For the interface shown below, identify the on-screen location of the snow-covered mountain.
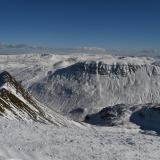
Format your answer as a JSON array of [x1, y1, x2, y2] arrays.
[[1, 53, 160, 122], [28, 55, 160, 120], [0, 54, 160, 160], [0, 71, 79, 126]]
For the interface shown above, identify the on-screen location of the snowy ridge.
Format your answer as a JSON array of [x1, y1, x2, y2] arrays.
[[0, 71, 81, 127]]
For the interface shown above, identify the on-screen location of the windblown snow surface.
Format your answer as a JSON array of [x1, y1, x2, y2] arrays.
[[0, 119, 160, 160], [0, 54, 160, 159]]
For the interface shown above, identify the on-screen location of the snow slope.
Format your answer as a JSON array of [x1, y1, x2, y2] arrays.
[[0, 71, 80, 127], [0, 119, 159, 160]]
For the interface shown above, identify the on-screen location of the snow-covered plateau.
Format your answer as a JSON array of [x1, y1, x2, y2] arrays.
[[0, 53, 160, 160]]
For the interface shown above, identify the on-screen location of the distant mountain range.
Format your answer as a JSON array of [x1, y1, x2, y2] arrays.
[[0, 42, 160, 56]]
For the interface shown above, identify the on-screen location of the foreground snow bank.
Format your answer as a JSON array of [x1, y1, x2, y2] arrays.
[[0, 119, 159, 160]]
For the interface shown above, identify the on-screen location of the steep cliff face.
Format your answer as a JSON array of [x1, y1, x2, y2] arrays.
[[29, 56, 160, 118]]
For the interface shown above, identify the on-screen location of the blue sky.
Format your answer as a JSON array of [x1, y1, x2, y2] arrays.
[[0, 0, 160, 49]]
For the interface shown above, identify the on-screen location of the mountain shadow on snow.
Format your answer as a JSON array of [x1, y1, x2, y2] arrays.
[[84, 104, 130, 126], [130, 104, 160, 133], [85, 103, 160, 133]]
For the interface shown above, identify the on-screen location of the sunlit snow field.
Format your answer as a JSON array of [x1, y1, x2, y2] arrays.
[[0, 119, 159, 160], [0, 53, 160, 160]]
